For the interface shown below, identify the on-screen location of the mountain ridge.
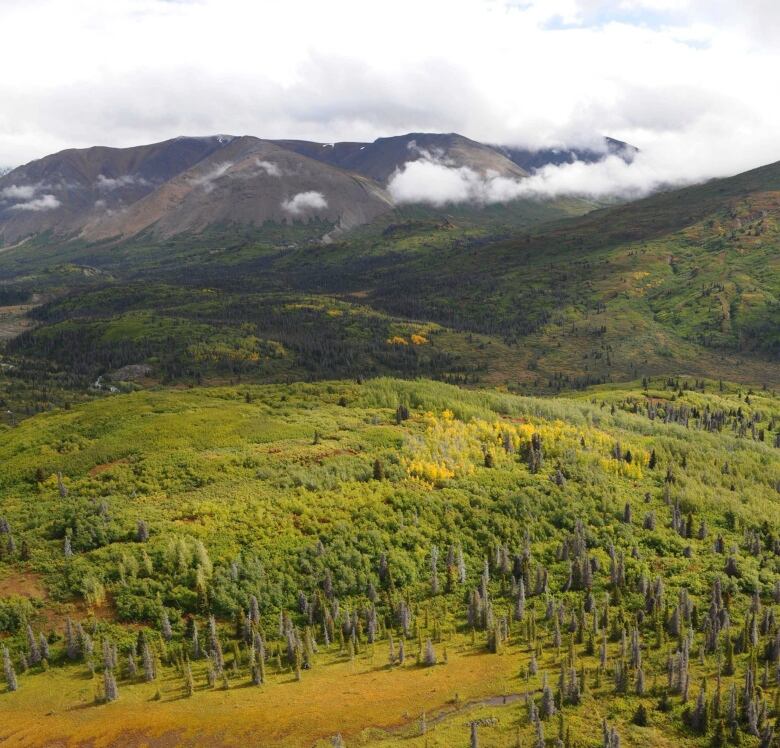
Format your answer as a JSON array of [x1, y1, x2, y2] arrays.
[[0, 132, 630, 245]]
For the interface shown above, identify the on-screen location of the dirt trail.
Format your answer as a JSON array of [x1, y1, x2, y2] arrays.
[[380, 690, 527, 738]]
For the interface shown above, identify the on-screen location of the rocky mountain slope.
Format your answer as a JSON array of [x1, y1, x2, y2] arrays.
[[0, 132, 628, 245]]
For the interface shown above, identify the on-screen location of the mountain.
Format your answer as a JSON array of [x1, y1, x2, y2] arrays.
[[272, 132, 529, 184], [81, 136, 394, 241], [276, 133, 636, 182], [0, 134, 397, 245], [0, 136, 232, 244], [0, 132, 631, 246]]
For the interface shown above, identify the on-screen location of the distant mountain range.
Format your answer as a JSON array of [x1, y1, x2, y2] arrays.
[[0, 133, 634, 245]]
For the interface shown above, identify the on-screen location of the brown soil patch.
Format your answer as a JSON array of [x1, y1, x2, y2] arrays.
[[0, 570, 47, 599], [0, 571, 123, 629], [88, 459, 130, 477]]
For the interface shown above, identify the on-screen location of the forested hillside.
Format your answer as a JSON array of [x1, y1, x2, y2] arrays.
[[0, 157, 777, 422], [0, 377, 779, 746]]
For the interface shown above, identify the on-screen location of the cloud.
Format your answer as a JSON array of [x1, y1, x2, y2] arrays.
[[9, 193, 60, 211], [190, 161, 232, 192], [389, 160, 498, 205], [255, 160, 282, 177], [96, 173, 149, 190], [389, 139, 539, 205], [0, 180, 70, 212], [281, 191, 328, 215], [389, 155, 553, 206], [388, 146, 696, 204], [406, 139, 449, 163], [0, 184, 37, 200], [512, 153, 670, 200]]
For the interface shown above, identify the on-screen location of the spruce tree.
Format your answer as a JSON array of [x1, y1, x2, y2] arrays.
[[633, 703, 648, 726], [712, 719, 726, 748], [161, 610, 173, 641], [103, 668, 118, 702], [3, 646, 17, 692], [65, 618, 79, 660], [142, 642, 156, 682], [423, 638, 436, 666], [126, 651, 138, 679], [136, 519, 149, 542], [192, 620, 201, 659], [533, 712, 545, 748], [38, 633, 49, 662], [26, 624, 40, 665], [184, 660, 194, 697], [540, 673, 556, 719], [430, 545, 439, 596]]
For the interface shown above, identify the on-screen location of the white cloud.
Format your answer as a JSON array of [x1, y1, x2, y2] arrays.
[[389, 161, 491, 205], [1, 184, 37, 200], [9, 193, 60, 211], [281, 191, 328, 215], [513, 153, 670, 200], [190, 161, 232, 192], [389, 155, 545, 205], [388, 146, 700, 204], [255, 159, 282, 177], [96, 173, 149, 190]]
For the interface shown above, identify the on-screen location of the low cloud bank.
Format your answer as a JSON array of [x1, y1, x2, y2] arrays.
[[388, 159, 525, 205], [282, 191, 328, 215], [510, 153, 676, 201], [387, 148, 691, 206]]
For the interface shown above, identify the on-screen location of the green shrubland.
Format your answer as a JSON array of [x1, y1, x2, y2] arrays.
[[0, 377, 778, 745]]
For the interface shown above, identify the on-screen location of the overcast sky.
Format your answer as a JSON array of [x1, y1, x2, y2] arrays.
[[1, 0, 779, 196]]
